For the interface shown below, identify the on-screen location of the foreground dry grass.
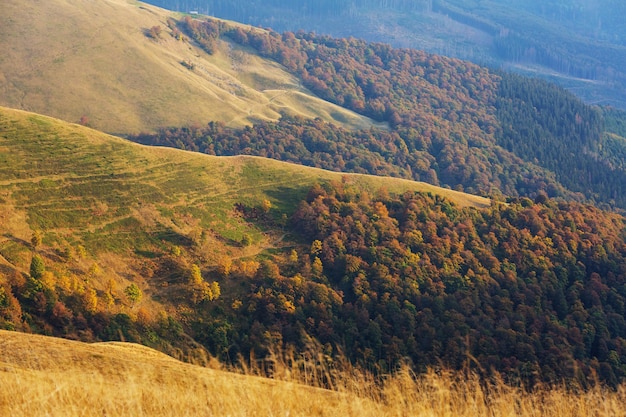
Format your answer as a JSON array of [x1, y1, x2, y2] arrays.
[[1, 330, 625, 416]]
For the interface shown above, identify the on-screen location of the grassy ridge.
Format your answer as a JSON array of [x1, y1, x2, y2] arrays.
[[0, 0, 377, 133], [2, 329, 625, 416]]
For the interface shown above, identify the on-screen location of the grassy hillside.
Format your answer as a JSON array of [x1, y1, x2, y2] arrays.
[[0, 104, 486, 268], [2, 329, 626, 417], [0, 105, 487, 235], [0, 105, 487, 332], [0, 0, 377, 133]]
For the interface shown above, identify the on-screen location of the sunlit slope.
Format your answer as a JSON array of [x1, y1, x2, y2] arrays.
[[0, 0, 376, 133], [0, 329, 360, 417], [2, 329, 625, 417], [0, 106, 489, 268]]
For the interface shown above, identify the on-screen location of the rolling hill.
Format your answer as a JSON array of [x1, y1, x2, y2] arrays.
[[0, 104, 485, 271], [0, 103, 483, 287], [0, 104, 486, 242], [0, 0, 378, 133], [0, 105, 489, 349]]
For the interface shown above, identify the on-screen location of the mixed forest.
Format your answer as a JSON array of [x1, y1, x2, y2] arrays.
[[3, 178, 626, 386]]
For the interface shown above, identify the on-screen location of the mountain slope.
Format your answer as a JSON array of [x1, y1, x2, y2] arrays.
[[0, 105, 488, 324], [0, 105, 485, 270], [0, 0, 377, 133], [130, 23, 626, 209], [0, 104, 486, 217]]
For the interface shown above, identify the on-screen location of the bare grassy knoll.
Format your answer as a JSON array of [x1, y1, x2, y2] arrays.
[[1, 329, 625, 417], [0, 0, 376, 133]]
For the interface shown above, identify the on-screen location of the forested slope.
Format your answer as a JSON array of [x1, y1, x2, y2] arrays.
[[285, 183, 626, 385]]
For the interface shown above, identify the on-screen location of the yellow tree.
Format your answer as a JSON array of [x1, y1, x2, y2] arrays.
[[190, 264, 203, 286], [261, 199, 272, 213]]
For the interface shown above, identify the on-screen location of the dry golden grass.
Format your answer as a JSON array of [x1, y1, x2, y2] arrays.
[[0, 0, 378, 133], [1, 330, 625, 417]]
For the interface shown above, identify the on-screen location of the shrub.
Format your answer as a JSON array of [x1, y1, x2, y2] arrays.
[[124, 284, 142, 305]]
